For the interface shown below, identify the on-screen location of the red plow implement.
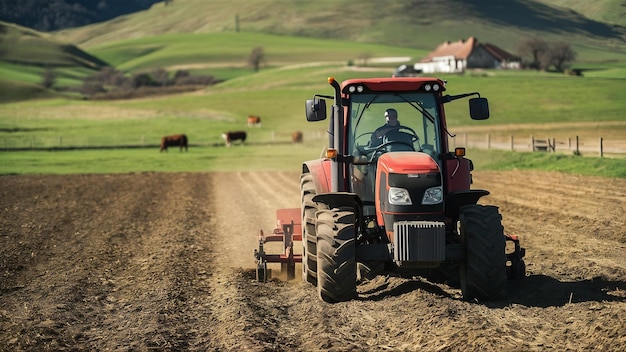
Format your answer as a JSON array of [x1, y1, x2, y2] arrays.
[[254, 208, 302, 281]]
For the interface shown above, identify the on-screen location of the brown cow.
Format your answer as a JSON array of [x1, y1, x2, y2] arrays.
[[247, 115, 261, 127], [222, 131, 246, 147], [292, 131, 303, 143], [160, 134, 188, 152]]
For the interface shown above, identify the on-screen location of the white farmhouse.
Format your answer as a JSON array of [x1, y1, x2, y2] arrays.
[[399, 37, 520, 75]]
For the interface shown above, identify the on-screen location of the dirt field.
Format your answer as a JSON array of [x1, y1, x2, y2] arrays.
[[1, 170, 625, 351]]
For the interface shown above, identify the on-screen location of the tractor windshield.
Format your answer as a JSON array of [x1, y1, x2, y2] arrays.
[[349, 93, 441, 160]]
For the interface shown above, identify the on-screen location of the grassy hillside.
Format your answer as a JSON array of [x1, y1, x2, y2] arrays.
[[0, 22, 109, 102], [2, 0, 625, 103], [0, 22, 107, 68], [537, 0, 626, 26], [90, 32, 425, 72], [1, 62, 624, 147], [52, 0, 626, 61]]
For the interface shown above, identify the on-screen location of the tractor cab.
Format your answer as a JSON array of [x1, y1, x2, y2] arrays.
[[348, 90, 443, 203]]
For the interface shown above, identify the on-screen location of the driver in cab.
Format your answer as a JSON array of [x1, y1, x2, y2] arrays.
[[370, 108, 400, 147]]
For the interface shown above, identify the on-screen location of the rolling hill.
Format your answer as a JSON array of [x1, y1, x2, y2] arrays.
[[50, 0, 626, 58], [0, 22, 108, 69], [0, 21, 110, 102], [1, 0, 625, 103]]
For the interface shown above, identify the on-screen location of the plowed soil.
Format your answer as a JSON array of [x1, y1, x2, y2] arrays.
[[1, 170, 625, 351]]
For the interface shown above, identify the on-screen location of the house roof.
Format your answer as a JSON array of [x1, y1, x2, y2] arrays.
[[420, 37, 477, 63], [420, 37, 518, 63], [481, 43, 520, 61]]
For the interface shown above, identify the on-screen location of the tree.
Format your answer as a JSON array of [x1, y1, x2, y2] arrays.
[[358, 52, 372, 67], [151, 68, 170, 86], [130, 73, 155, 88], [93, 66, 125, 86], [41, 68, 56, 89], [546, 41, 577, 72], [515, 37, 548, 70], [516, 37, 577, 72], [248, 46, 265, 72]]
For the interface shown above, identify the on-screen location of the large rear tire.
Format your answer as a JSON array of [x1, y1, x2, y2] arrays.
[[300, 174, 318, 285], [316, 207, 357, 303], [459, 204, 507, 301]]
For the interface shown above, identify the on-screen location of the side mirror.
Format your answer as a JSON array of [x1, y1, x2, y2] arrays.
[[469, 97, 490, 120], [305, 98, 327, 121]]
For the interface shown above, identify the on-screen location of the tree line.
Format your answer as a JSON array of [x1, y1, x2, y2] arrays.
[[42, 46, 265, 98], [46, 66, 219, 99]]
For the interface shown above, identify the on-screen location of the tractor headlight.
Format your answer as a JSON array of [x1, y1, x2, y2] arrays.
[[422, 186, 443, 205], [388, 187, 412, 205]]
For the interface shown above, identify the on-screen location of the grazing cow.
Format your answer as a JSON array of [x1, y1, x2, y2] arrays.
[[160, 134, 188, 152], [247, 115, 261, 127], [292, 131, 303, 143], [222, 131, 246, 147]]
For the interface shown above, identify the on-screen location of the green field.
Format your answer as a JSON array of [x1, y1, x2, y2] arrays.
[[1, 61, 625, 178], [1, 4, 625, 178]]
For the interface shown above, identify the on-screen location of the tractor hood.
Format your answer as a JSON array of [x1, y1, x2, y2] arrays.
[[376, 152, 440, 175]]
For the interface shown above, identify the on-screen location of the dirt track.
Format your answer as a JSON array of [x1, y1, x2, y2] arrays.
[[1, 170, 625, 351]]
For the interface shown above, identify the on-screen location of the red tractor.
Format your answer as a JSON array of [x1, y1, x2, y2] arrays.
[[297, 76, 525, 303]]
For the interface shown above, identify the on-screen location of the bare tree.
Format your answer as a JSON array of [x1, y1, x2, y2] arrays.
[[515, 37, 548, 70], [94, 67, 125, 86], [546, 41, 577, 72], [41, 68, 56, 89], [358, 52, 372, 67], [151, 68, 170, 86], [248, 46, 265, 72]]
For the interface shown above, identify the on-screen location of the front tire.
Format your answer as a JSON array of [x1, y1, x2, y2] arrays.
[[459, 204, 507, 301], [316, 207, 357, 303], [300, 174, 318, 285]]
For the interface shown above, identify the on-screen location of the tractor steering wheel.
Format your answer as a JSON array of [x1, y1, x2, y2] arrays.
[[354, 127, 420, 161]]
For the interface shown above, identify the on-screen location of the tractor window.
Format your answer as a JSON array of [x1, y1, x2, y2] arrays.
[[349, 93, 441, 159]]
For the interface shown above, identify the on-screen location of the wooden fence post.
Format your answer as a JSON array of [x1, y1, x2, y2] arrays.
[[510, 135, 514, 151], [600, 137, 604, 158], [487, 134, 491, 149], [568, 137, 571, 151]]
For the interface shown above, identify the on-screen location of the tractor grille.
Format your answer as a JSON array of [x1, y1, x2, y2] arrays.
[[393, 221, 446, 263]]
